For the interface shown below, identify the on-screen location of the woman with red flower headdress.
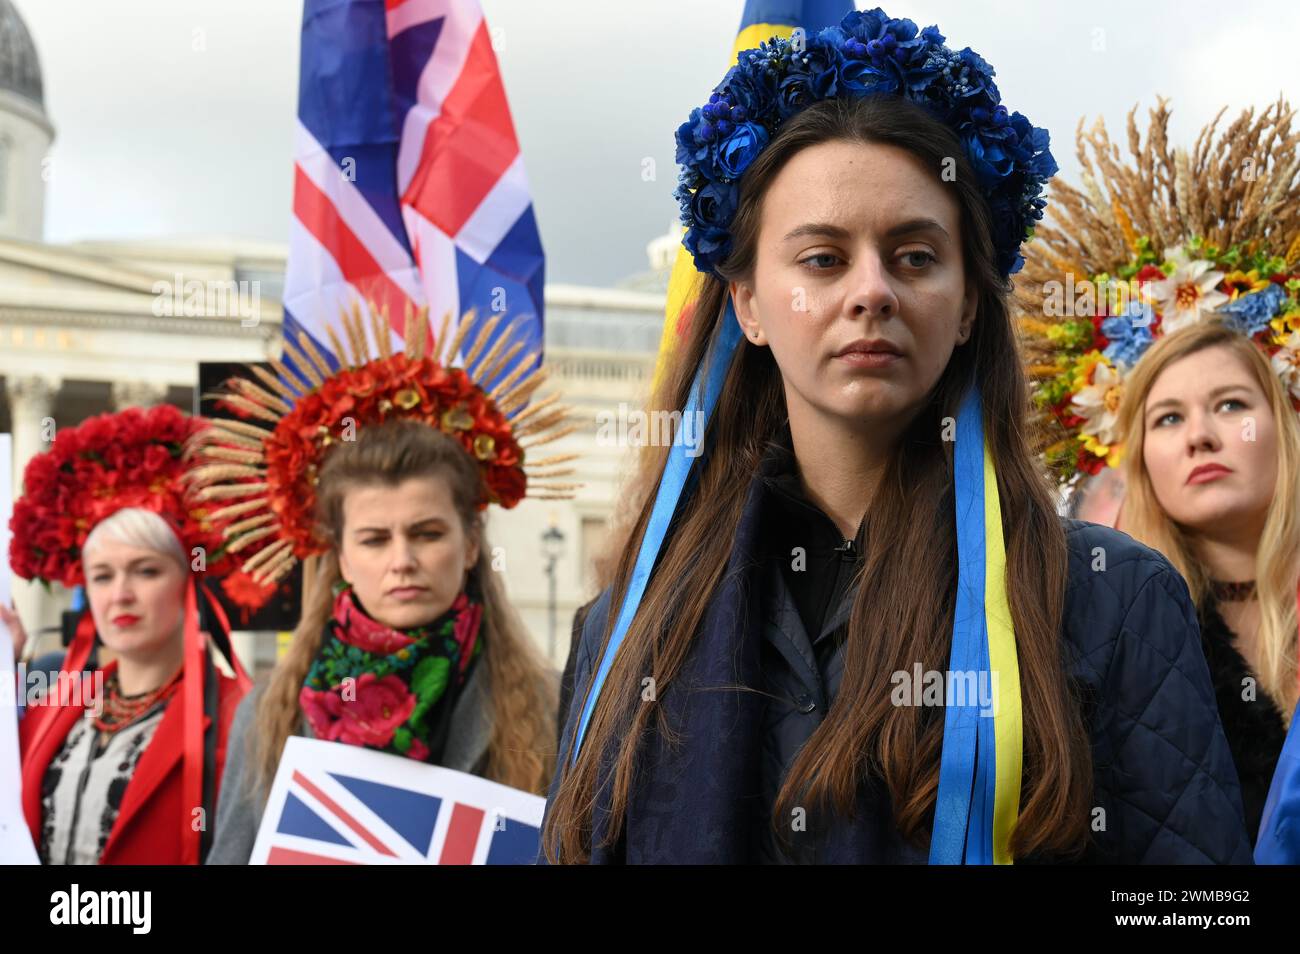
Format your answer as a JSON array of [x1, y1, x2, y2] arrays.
[[5, 403, 251, 865], [195, 306, 573, 863]]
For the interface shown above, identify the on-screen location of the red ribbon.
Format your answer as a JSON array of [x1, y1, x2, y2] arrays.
[[180, 575, 257, 860], [198, 578, 252, 693], [64, 611, 97, 675], [180, 578, 204, 866]]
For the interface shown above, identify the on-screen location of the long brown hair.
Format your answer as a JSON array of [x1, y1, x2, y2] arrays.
[[250, 419, 557, 797], [1117, 320, 1300, 719], [544, 95, 1093, 862]]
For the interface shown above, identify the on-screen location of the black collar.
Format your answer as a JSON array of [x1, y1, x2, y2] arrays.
[[757, 421, 867, 553]]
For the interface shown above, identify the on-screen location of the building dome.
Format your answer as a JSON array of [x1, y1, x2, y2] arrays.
[[0, 0, 43, 110]]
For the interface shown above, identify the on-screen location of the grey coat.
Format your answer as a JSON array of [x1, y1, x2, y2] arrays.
[[206, 658, 495, 864]]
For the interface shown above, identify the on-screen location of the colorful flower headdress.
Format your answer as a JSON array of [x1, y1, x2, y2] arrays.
[[674, 6, 1058, 279], [572, 7, 1048, 866], [1018, 97, 1300, 486], [9, 404, 225, 587], [185, 303, 579, 589]]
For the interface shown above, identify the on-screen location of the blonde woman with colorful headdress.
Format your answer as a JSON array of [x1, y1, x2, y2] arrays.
[[1020, 97, 1300, 841]]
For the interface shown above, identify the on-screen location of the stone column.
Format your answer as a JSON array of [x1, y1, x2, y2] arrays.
[[6, 375, 60, 657]]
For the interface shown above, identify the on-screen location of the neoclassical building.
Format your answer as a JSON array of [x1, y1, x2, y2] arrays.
[[0, 1, 667, 671]]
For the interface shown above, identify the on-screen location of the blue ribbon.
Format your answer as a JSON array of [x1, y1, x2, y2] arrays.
[[929, 386, 996, 864], [1255, 701, 1300, 863], [570, 304, 743, 763]]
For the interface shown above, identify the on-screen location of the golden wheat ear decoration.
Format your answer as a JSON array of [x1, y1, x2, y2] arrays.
[[454, 305, 581, 501], [1017, 96, 1300, 305], [1014, 97, 1300, 467], [187, 302, 582, 584]]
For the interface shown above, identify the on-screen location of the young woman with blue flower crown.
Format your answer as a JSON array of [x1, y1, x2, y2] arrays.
[[1017, 100, 1300, 845], [542, 9, 1252, 864]]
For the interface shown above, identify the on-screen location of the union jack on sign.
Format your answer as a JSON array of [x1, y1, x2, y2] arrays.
[[250, 738, 544, 865]]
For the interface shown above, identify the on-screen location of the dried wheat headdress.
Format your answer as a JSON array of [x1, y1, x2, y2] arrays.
[[1018, 96, 1300, 485]]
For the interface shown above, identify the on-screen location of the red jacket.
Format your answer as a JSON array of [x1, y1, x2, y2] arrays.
[[19, 660, 247, 865]]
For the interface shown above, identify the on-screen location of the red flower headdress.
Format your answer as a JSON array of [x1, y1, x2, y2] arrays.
[[186, 304, 579, 587], [9, 403, 225, 586], [8, 402, 252, 866]]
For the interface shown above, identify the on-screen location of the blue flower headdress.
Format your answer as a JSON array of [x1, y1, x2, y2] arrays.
[[572, 8, 1055, 865], [673, 7, 1058, 278]]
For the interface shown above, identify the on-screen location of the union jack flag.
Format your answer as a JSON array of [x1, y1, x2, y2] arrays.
[[251, 739, 544, 865], [285, 0, 545, 377]]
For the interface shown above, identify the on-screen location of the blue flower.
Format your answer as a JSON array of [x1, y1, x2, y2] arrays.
[[1218, 283, 1288, 337], [683, 222, 733, 273], [1101, 303, 1156, 367], [840, 7, 892, 43], [937, 47, 999, 110], [687, 180, 738, 230], [679, 180, 738, 271], [837, 11, 943, 94], [985, 195, 1026, 276], [1020, 119, 1058, 180], [776, 71, 815, 120], [674, 107, 711, 168], [963, 128, 1015, 189], [996, 111, 1057, 180], [715, 122, 770, 179], [797, 34, 846, 100], [837, 43, 901, 95], [714, 64, 771, 118]]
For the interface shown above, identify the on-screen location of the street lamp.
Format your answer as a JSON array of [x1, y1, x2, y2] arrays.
[[541, 519, 566, 662]]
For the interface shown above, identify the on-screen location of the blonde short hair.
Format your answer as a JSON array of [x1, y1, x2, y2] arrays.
[[82, 507, 187, 572]]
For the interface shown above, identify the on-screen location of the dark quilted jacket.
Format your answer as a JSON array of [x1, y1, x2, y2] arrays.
[[549, 439, 1253, 864]]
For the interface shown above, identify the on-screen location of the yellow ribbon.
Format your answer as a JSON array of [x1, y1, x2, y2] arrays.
[[983, 439, 1023, 864]]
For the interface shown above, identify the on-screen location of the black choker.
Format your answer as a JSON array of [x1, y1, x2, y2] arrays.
[[1210, 579, 1256, 602]]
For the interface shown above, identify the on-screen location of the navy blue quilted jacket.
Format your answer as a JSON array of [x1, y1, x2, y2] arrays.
[[546, 452, 1254, 864]]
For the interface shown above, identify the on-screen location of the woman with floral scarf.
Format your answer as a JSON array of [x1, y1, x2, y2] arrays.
[[198, 308, 571, 863]]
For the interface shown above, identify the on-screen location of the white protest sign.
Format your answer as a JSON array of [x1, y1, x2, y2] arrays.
[[0, 433, 39, 863]]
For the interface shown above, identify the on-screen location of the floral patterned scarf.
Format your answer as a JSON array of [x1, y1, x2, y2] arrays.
[[300, 584, 484, 762]]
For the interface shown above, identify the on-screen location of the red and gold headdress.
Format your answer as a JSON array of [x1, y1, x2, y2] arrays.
[[186, 303, 579, 587]]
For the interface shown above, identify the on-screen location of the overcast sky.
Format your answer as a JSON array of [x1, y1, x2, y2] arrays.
[[16, 0, 1300, 286]]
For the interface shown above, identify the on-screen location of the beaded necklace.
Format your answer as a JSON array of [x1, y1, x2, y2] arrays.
[[93, 668, 182, 733]]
